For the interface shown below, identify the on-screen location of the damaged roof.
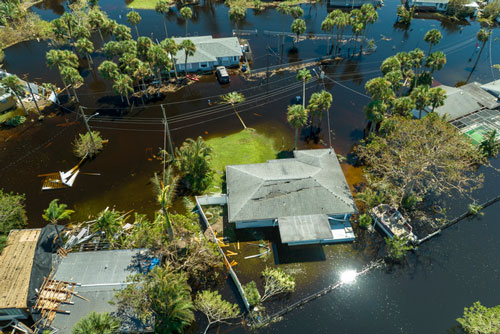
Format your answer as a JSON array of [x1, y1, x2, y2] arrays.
[[226, 149, 357, 222]]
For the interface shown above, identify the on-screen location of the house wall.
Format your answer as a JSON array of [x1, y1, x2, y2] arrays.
[[0, 308, 28, 321], [0, 94, 16, 114], [409, 0, 448, 11], [175, 56, 240, 73]]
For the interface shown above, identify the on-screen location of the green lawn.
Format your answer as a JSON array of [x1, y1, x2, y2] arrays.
[[205, 128, 279, 193], [126, 0, 158, 9], [0, 108, 25, 124]]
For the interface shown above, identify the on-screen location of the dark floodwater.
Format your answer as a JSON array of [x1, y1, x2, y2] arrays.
[[1, 0, 500, 332]]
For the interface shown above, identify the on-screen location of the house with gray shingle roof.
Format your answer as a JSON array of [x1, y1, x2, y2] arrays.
[[226, 149, 357, 246], [172, 36, 243, 73]]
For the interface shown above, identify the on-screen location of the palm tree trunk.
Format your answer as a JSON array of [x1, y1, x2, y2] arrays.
[[125, 94, 130, 105], [302, 79, 306, 109], [184, 55, 188, 77], [185, 21, 188, 37], [27, 84, 41, 116], [418, 109, 422, 119], [72, 86, 79, 102], [427, 44, 432, 57], [157, 69, 162, 96], [98, 28, 104, 41], [171, 56, 179, 80], [15, 94, 28, 116], [163, 14, 168, 37], [141, 77, 148, 98], [163, 208, 174, 240], [466, 41, 487, 84], [53, 222, 63, 247], [232, 105, 247, 129], [135, 26, 139, 39]]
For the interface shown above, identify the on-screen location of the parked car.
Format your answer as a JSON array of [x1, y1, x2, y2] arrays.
[[215, 66, 230, 84]]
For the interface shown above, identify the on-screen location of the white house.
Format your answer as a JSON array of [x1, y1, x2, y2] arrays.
[[407, 0, 449, 11], [172, 36, 243, 73], [225, 149, 357, 246]]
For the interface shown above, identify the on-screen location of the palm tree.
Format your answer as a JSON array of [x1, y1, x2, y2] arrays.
[[134, 61, 153, 97], [364, 100, 386, 133], [61, 66, 83, 102], [61, 12, 77, 41], [1, 75, 28, 115], [180, 39, 196, 77], [289, 6, 304, 19], [180, 7, 193, 37], [380, 56, 401, 75], [137, 36, 153, 61], [365, 77, 394, 104], [423, 29, 442, 56], [410, 85, 430, 119], [98, 60, 120, 81], [428, 86, 446, 112], [161, 38, 180, 80], [88, 9, 106, 41], [287, 104, 307, 149], [127, 10, 141, 38], [101, 18, 118, 37], [75, 38, 94, 69], [46, 49, 79, 88], [297, 68, 312, 109], [151, 166, 178, 240], [391, 96, 415, 117], [92, 208, 123, 238], [361, 4, 378, 39], [113, 24, 132, 41], [113, 74, 133, 105], [147, 44, 171, 95], [175, 137, 213, 194], [321, 17, 334, 56], [334, 12, 350, 57], [228, 6, 246, 37], [277, 2, 291, 59], [425, 51, 446, 74], [222, 92, 246, 128], [467, 28, 492, 83], [72, 312, 120, 334], [155, 0, 171, 37], [291, 18, 306, 47], [307, 90, 332, 130], [42, 199, 74, 246], [479, 130, 500, 157], [73, 25, 91, 41]]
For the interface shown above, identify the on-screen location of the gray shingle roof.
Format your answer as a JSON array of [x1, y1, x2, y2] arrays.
[[480, 79, 500, 97], [173, 36, 242, 64], [433, 83, 499, 121], [278, 215, 333, 243], [226, 149, 357, 222]]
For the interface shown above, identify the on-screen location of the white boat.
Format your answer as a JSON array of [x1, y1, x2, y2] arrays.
[[371, 204, 417, 243]]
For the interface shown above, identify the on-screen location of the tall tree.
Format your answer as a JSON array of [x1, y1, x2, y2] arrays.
[[221, 92, 246, 129], [151, 166, 178, 241], [88, 9, 106, 41], [42, 199, 74, 246], [321, 16, 334, 56], [98, 60, 120, 81], [180, 7, 193, 37], [113, 266, 195, 334], [228, 6, 246, 37], [287, 104, 307, 149], [112, 73, 134, 105], [335, 12, 350, 57], [456, 301, 500, 334], [137, 36, 153, 61], [195, 290, 239, 334], [1, 75, 28, 115], [61, 12, 77, 41], [365, 77, 394, 104], [467, 28, 492, 83], [423, 29, 442, 56], [289, 6, 304, 19], [161, 38, 180, 80], [296, 68, 312, 109], [113, 24, 132, 41], [155, 0, 171, 37], [391, 96, 415, 118], [307, 90, 332, 130], [127, 10, 142, 38], [61, 66, 83, 102], [277, 2, 291, 58], [425, 51, 447, 74], [175, 136, 213, 194], [133, 61, 153, 97], [180, 39, 196, 77], [72, 312, 120, 334], [291, 18, 306, 47], [364, 100, 386, 133], [92, 208, 124, 238], [75, 38, 94, 68], [147, 44, 171, 95], [428, 86, 446, 112], [410, 85, 430, 119], [46, 49, 79, 88]]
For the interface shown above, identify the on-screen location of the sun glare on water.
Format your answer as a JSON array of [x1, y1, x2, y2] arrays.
[[340, 270, 358, 284]]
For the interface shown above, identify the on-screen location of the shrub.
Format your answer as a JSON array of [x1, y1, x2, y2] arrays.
[[358, 213, 372, 229], [468, 203, 484, 217], [72, 131, 105, 159], [4, 115, 26, 127], [0, 189, 27, 253], [385, 236, 413, 261], [457, 301, 500, 334], [243, 281, 261, 307]]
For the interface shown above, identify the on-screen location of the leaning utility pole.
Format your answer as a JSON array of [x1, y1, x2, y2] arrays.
[[79, 105, 95, 148], [161, 104, 174, 157]]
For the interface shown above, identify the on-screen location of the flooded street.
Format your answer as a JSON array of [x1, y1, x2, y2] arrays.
[[1, 0, 499, 332]]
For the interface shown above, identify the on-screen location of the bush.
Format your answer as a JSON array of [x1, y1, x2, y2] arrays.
[[243, 281, 261, 307], [175, 136, 213, 194], [358, 213, 372, 229], [72, 131, 105, 159], [0, 189, 27, 253], [385, 236, 413, 261], [468, 203, 484, 217], [457, 301, 500, 334], [4, 115, 26, 127]]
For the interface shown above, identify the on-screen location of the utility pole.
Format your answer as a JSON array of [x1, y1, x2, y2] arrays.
[[27, 82, 41, 116], [161, 104, 174, 158], [79, 106, 95, 148], [266, 44, 270, 87]]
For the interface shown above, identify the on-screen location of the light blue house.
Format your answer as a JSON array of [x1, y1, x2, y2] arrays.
[[172, 36, 243, 73], [226, 149, 357, 246]]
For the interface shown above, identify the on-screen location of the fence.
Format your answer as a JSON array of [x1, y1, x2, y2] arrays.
[[194, 195, 252, 314]]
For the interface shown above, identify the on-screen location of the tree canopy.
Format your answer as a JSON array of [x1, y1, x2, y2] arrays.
[[457, 301, 500, 334]]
